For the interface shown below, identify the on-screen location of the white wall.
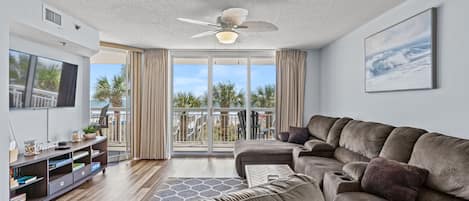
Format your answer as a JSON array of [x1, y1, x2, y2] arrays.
[[9, 0, 99, 55], [2, 0, 96, 196], [303, 50, 321, 125], [9, 35, 91, 152], [318, 0, 469, 138], [0, 2, 10, 200]]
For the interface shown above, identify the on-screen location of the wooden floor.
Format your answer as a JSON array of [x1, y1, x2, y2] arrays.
[[56, 157, 236, 201]]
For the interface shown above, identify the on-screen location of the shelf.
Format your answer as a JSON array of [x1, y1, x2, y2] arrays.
[[72, 151, 89, 161], [9, 137, 108, 201], [10, 177, 44, 191], [91, 151, 106, 159], [49, 159, 72, 171]]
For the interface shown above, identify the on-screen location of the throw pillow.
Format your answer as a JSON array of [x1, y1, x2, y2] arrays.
[[361, 157, 429, 201], [278, 132, 290, 142], [288, 127, 309, 145]]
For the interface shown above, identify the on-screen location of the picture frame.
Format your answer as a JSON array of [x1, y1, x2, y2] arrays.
[[364, 8, 437, 93]]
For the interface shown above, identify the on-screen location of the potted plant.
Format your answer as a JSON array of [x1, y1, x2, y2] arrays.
[[82, 125, 98, 140]]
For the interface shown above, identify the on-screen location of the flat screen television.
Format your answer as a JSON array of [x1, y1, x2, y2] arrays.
[[9, 49, 78, 109]]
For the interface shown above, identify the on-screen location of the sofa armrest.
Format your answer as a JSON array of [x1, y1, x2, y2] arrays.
[[206, 174, 325, 201], [293, 146, 334, 159], [342, 161, 369, 181], [323, 171, 361, 201], [293, 140, 335, 159], [304, 139, 335, 151]]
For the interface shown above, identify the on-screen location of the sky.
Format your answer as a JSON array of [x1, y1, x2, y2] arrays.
[[173, 64, 276, 98], [90, 63, 276, 102]]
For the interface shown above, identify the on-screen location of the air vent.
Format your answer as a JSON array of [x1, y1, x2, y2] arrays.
[[43, 5, 62, 27]]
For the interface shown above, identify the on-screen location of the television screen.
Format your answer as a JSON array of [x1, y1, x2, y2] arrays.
[[9, 50, 78, 109]]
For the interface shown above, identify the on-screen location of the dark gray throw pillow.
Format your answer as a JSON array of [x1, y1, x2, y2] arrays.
[[361, 157, 428, 201], [278, 132, 290, 142], [287, 127, 309, 145]]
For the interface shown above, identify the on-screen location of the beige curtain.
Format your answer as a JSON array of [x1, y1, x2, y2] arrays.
[[139, 49, 169, 159], [129, 51, 142, 159], [275, 49, 307, 133]]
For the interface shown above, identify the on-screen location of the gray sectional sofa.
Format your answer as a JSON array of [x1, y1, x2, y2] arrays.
[[232, 115, 469, 201]]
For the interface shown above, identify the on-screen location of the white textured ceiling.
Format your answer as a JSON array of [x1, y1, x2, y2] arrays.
[[46, 0, 404, 49]]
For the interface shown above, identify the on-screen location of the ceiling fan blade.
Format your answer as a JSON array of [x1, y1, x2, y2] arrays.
[[191, 31, 217, 38], [238, 21, 279, 32], [221, 8, 248, 25], [177, 18, 219, 27]]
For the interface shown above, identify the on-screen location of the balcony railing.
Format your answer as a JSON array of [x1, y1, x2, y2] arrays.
[[90, 107, 128, 151], [172, 107, 275, 152], [10, 84, 58, 108]]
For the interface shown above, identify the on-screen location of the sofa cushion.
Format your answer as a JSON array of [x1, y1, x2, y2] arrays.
[[326, 117, 353, 148], [334, 147, 370, 164], [339, 120, 395, 159], [408, 133, 469, 199], [288, 126, 310, 144], [362, 158, 428, 201], [298, 156, 344, 183], [207, 174, 325, 201], [335, 192, 387, 201], [417, 187, 466, 201], [278, 131, 290, 142], [234, 140, 301, 177], [379, 127, 426, 163], [307, 115, 339, 141]]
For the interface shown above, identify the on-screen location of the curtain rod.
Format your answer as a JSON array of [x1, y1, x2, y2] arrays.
[[100, 41, 144, 53]]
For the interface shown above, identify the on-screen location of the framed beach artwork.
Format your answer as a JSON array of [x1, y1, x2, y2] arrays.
[[365, 8, 437, 92]]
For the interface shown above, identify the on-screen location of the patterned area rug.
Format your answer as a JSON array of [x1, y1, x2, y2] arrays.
[[150, 177, 248, 201]]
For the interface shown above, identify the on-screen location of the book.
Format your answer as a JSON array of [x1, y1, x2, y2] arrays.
[[10, 193, 26, 201], [73, 151, 89, 160], [49, 158, 72, 169], [16, 176, 37, 185], [91, 162, 101, 172], [72, 163, 85, 171]]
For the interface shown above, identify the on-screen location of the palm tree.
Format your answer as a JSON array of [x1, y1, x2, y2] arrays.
[[251, 84, 275, 108], [212, 82, 244, 141], [94, 75, 126, 139], [36, 64, 61, 91], [173, 92, 202, 141], [251, 84, 276, 136]]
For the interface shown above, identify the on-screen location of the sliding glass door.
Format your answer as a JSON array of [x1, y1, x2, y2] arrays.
[[171, 52, 276, 155], [172, 58, 209, 152], [212, 58, 247, 152]]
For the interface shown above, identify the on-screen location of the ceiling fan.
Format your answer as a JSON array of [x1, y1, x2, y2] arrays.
[[177, 8, 279, 44]]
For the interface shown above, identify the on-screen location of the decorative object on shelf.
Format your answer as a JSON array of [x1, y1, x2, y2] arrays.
[[71, 130, 82, 143], [83, 125, 98, 140], [23, 140, 40, 157], [55, 141, 71, 150], [365, 8, 436, 92], [9, 120, 19, 163]]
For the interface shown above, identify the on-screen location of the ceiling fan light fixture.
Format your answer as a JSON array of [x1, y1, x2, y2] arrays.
[[216, 31, 238, 44]]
